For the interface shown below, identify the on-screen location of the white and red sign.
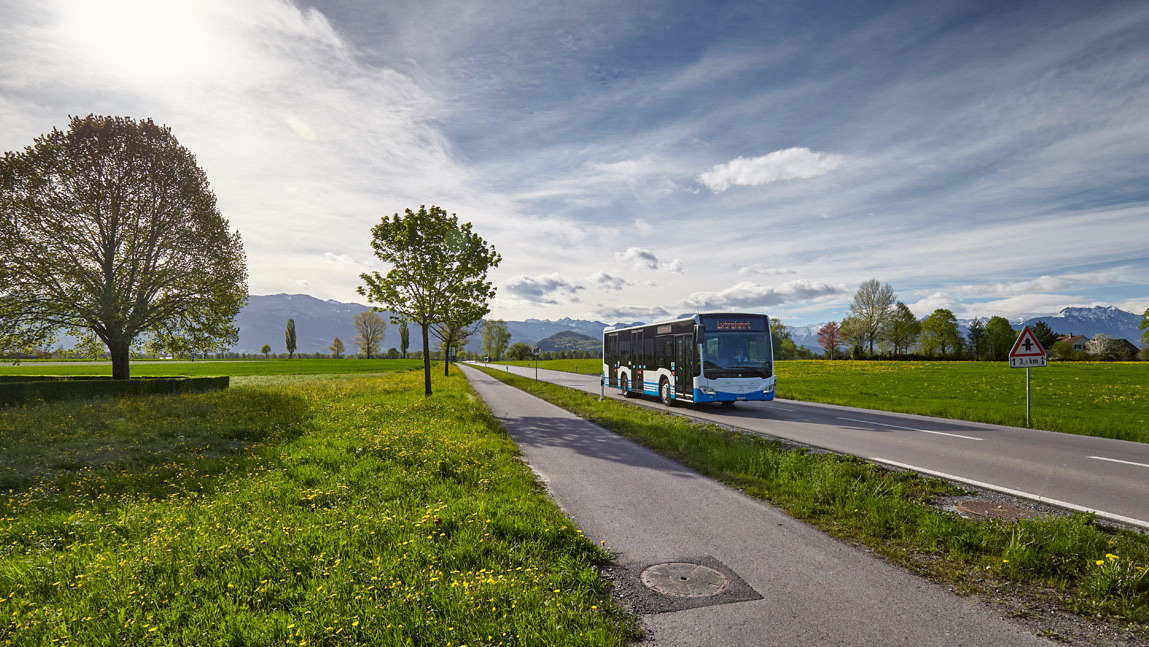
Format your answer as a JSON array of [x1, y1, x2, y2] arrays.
[[1008, 326, 1047, 368]]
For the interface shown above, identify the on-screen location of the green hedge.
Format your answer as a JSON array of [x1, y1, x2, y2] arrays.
[[0, 376, 229, 408]]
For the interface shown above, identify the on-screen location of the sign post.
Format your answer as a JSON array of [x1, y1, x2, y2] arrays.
[[1008, 326, 1047, 427], [533, 347, 541, 382]]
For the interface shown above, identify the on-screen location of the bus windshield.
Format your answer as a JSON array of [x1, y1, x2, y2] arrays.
[[701, 331, 773, 377]]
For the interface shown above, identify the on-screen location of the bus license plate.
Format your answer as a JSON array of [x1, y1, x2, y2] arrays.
[[736, 396, 746, 401]]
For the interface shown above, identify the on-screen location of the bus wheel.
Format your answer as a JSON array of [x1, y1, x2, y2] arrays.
[[721, 400, 736, 408], [660, 379, 673, 406], [621, 375, 633, 398]]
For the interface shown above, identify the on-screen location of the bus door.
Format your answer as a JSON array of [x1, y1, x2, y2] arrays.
[[674, 334, 694, 398], [632, 330, 644, 390]]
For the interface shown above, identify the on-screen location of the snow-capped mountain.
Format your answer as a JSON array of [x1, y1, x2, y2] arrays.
[[1020, 306, 1144, 344]]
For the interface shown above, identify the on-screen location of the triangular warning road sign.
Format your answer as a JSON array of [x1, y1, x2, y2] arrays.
[[1009, 326, 1046, 358]]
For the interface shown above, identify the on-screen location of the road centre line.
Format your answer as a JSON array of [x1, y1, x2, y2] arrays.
[[770, 405, 797, 412], [836, 416, 982, 441], [872, 458, 1149, 531], [1089, 456, 1149, 469]]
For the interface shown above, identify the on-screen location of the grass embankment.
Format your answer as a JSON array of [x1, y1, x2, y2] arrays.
[[0, 370, 637, 645], [503, 359, 1149, 444], [481, 359, 600, 375], [779, 361, 1149, 443], [0, 358, 426, 378], [477, 366, 1149, 627]]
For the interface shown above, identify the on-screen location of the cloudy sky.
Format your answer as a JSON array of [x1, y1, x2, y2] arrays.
[[2, 0, 1147, 326]]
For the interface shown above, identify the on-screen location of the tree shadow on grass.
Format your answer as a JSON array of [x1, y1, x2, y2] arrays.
[[0, 388, 313, 512]]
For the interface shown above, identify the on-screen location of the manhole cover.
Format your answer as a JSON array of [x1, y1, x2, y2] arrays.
[[640, 562, 729, 598], [956, 499, 1037, 522]]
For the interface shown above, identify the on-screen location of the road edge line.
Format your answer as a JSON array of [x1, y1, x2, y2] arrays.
[[871, 457, 1149, 531]]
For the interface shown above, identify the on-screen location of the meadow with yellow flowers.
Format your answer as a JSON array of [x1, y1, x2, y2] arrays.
[[0, 368, 637, 646]]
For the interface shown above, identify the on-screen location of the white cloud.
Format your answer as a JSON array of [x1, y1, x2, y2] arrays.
[[697, 147, 847, 193], [501, 274, 583, 305], [680, 279, 845, 311], [634, 218, 654, 235], [616, 247, 660, 270], [615, 247, 683, 274], [739, 265, 797, 276], [591, 271, 631, 291]]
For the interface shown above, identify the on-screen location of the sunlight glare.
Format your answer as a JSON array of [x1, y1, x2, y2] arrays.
[[59, 0, 230, 85]]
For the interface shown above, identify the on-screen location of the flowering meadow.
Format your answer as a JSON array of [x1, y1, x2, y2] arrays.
[[0, 370, 637, 646], [777, 361, 1149, 443]]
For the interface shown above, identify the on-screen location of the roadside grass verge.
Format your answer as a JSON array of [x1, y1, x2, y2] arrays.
[[476, 366, 1149, 627], [779, 361, 1149, 444], [0, 358, 426, 378], [0, 371, 638, 645], [497, 359, 1149, 444], [482, 359, 601, 376]]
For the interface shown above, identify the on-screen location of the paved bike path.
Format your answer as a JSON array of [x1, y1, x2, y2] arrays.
[[460, 365, 1048, 646]]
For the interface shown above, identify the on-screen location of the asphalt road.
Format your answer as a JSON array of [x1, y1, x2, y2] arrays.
[[470, 362, 1149, 531], [461, 364, 1050, 646]]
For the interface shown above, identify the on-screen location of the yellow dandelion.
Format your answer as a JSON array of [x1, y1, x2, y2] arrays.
[[1095, 560, 1105, 566]]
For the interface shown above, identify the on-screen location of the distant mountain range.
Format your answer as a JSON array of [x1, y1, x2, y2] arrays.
[[50, 294, 1140, 356], [535, 331, 600, 353], [230, 294, 621, 354]]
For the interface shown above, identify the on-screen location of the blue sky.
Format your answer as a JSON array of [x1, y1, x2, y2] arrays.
[[1, 0, 1147, 326]]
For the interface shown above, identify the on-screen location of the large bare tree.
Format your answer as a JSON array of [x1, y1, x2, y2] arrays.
[[848, 279, 896, 354], [0, 115, 247, 378], [352, 310, 387, 359]]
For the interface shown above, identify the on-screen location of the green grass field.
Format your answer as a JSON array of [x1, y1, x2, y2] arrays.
[[491, 359, 1149, 444], [483, 359, 602, 375], [0, 369, 637, 645], [0, 358, 426, 378], [477, 366, 1149, 627]]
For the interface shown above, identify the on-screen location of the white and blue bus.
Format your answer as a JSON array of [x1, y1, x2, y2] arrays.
[[602, 313, 775, 406]]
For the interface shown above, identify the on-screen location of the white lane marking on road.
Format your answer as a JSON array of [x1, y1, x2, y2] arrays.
[[1089, 456, 1149, 469], [872, 458, 1149, 531], [836, 416, 982, 441], [771, 406, 797, 412]]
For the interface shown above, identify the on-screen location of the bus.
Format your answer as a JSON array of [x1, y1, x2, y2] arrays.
[[602, 312, 775, 406]]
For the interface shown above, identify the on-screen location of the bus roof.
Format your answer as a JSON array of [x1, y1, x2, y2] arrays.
[[602, 312, 769, 334]]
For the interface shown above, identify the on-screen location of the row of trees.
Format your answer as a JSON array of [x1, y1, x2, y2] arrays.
[[811, 280, 1147, 361]]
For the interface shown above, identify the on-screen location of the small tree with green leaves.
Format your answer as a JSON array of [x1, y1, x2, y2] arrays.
[[398, 318, 410, 359], [879, 302, 920, 356], [352, 311, 386, 359], [481, 319, 512, 361], [506, 342, 533, 361], [966, 317, 986, 360], [359, 205, 500, 396], [1031, 321, 1058, 350], [329, 337, 345, 359], [260, 344, 271, 358], [985, 317, 1016, 361], [285, 319, 297, 359], [920, 309, 962, 358]]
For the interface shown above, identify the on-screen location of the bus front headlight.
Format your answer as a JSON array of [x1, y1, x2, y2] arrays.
[[700, 386, 716, 395]]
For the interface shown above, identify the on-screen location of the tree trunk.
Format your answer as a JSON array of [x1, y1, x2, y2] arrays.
[[444, 344, 450, 376], [421, 323, 432, 397], [109, 339, 131, 380]]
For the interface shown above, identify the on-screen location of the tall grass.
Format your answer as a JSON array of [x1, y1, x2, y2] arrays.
[[0, 371, 637, 646], [478, 366, 1149, 626]]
